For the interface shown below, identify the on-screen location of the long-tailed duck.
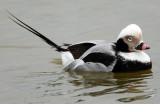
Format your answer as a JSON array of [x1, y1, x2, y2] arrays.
[[6, 11, 152, 72]]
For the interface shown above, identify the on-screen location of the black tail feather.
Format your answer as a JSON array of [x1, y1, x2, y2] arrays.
[[5, 10, 68, 52]]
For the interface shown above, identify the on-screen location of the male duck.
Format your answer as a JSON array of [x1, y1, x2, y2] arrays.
[[7, 11, 152, 72]]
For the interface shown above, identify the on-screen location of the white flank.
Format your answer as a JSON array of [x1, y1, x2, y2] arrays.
[[118, 51, 150, 63], [72, 59, 85, 69], [61, 52, 74, 67]]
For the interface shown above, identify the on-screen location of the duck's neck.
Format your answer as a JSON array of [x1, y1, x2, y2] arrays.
[[116, 38, 129, 52]]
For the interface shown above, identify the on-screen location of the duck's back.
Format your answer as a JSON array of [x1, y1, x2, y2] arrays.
[[65, 42, 117, 72], [67, 40, 109, 59]]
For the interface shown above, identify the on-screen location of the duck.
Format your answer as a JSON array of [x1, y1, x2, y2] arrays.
[[6, 11, 152, 72]]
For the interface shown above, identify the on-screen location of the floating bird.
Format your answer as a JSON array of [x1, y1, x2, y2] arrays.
[[6, 11, 152, 72]]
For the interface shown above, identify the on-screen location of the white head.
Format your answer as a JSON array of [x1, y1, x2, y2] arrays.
[[116, 24, 150, 52]]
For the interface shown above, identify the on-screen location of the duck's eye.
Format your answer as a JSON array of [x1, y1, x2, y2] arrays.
[[128, 37, 132, 41]]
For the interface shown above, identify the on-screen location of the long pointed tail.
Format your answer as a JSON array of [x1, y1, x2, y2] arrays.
[[5, 10, 68, 52]]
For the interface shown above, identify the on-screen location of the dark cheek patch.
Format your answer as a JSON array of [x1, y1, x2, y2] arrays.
[[116, 38, 129, 52]]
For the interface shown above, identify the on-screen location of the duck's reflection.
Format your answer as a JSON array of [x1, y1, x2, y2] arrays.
[[67, 69, 153, 102]]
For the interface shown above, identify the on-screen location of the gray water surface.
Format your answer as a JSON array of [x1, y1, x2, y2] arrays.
[[0, 0, 160, 104]]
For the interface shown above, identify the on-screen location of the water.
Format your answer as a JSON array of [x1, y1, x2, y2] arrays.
[[0, 0, 160, 104]]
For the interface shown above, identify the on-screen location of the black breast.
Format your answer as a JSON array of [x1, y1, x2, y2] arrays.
[[113, 56, 152, 72]]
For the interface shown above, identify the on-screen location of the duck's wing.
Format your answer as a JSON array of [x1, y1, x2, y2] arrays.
[[66, 52, 116, 72], [65, 43, 117, 72], [81, 43, 116, 66], [67, 40, 108, 59]]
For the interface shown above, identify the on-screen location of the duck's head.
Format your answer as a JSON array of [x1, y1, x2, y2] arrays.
[[116, 24, 150, 52]]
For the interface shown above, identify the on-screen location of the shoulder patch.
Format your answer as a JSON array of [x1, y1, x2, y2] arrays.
[[68, 43, 95, 59]]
